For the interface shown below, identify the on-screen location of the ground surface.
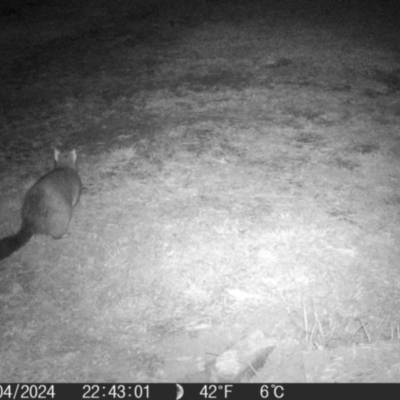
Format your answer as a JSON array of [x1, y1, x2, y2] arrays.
[[1, 0, 400, 382]]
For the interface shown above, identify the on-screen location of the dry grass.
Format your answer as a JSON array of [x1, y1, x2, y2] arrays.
[[1, 0, 400, 382]]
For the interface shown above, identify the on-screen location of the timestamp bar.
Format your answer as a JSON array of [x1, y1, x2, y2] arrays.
[[0, 383, 394, 400]]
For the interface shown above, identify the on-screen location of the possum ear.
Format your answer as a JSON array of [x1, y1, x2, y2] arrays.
[[70, 149, 77, 163], [54, 149, 60, 162]]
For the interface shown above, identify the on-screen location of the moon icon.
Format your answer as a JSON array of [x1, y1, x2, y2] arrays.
[[176, 384, 184, 400]]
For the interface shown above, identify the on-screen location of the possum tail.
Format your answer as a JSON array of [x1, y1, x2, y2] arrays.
[[0, 223, 34, 261]]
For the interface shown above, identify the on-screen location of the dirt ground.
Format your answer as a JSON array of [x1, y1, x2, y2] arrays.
[[1, 0, 400, 383]]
